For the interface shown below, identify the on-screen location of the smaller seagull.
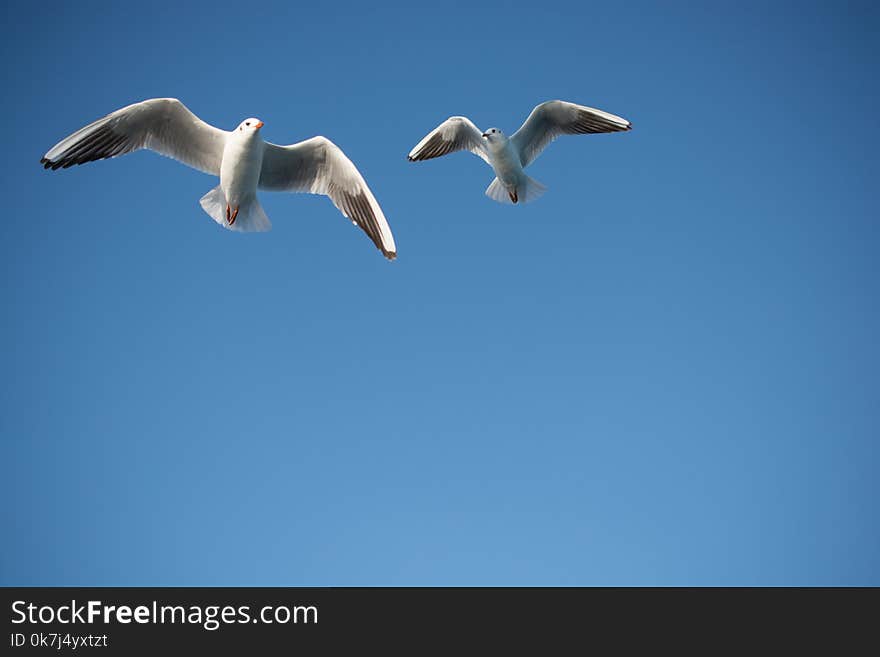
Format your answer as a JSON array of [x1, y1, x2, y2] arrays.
[[41, 98, 397, 259], [407, 100, 631, 205]]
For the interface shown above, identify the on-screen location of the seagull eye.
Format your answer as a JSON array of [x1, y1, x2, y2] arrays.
[[246, 122, 251, 126]]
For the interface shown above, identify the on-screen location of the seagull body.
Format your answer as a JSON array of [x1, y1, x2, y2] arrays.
[[483, 133, 529, 203], [219, 118, 266, 226], [407, 100, 632, 205], [41, 98, 397, 259]]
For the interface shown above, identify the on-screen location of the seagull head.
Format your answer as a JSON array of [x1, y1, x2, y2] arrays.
[[481, 127, 504, 143], [237, 118, 265, 134]]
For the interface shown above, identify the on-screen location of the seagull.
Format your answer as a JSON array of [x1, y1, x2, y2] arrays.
[[407, 100, 631, 205], [41, 98, 397, 259]]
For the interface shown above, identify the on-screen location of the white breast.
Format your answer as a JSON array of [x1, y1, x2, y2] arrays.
[[220, 134, 265, 205], [487, 139, 524, 185]]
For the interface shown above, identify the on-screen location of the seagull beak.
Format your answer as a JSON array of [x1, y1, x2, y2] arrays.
[[254, 121, 264, 129], [481, 133, 488, 138]]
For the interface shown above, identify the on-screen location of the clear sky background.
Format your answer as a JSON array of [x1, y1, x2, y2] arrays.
[[1, 0, 877, 585]]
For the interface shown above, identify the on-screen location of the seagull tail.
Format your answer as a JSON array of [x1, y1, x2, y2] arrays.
[[485, 175, 546, 205], [199, 186, 272, 233]]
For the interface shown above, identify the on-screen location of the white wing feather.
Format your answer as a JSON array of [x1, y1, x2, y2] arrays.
[[259, 137, 396, 260], [511, 100, 631, 168], [41, 98, 229, 175], [407, 116, 489, 164]]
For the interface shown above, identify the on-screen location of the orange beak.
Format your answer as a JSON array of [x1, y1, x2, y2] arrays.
[[254, 121, 264, 129]]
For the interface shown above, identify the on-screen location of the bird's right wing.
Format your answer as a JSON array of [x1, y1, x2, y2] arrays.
[[511, 100, 631, 168], [259, 136, 397, 260], [407, 116, 489, 164], [41, 98, 229, 175]]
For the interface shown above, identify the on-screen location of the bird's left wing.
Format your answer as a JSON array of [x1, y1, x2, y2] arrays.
[[511, 100, 631, 168], [41, 98, 229, 175], [259, 137, 396, 260], [407, 116, 489, 164]]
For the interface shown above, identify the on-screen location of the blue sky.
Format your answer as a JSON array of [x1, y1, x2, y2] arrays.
[[1, 0, 878, 585]]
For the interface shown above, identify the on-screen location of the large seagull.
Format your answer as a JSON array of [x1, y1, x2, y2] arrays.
[[408, 100, 632, 205], [41, 98, 397, 260]]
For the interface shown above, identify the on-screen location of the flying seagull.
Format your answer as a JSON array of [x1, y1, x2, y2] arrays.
[[407, 100, 631, 205], [41, 98, 397, 259]]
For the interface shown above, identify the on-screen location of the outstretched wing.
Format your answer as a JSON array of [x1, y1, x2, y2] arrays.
[[41, 98, 229, 175], [259, 136, 396, 260], [407, 116, 489, 164], [511, 100, 631, 168]]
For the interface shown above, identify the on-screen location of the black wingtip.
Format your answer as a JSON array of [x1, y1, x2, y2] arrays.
[[41, 157, 67, 170]]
